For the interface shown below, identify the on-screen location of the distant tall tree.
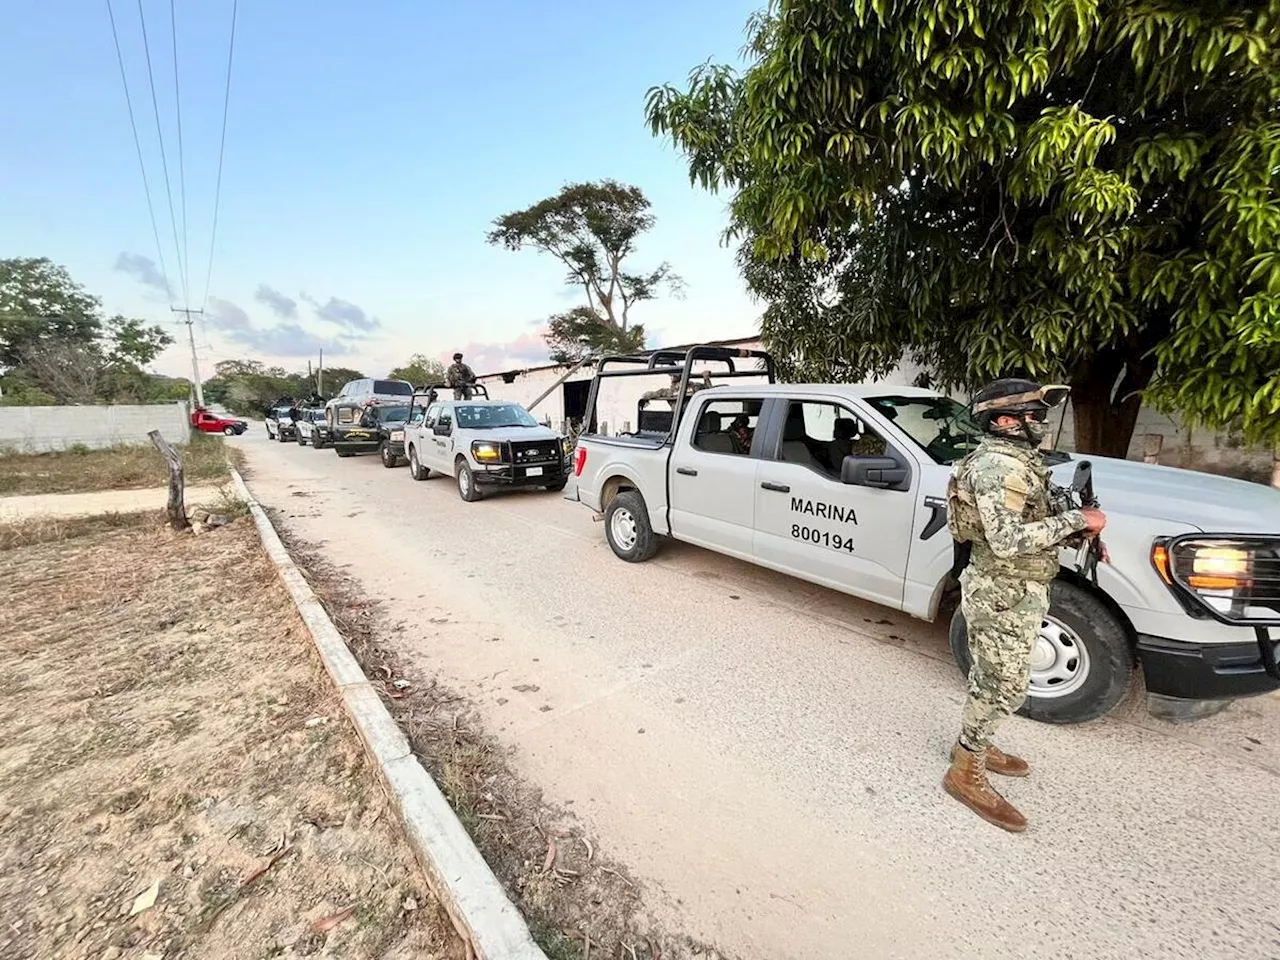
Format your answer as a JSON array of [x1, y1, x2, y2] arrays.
[[646, 1, 1280, 456], [388, 353, 446, 387], [486, 180, 681, 361]]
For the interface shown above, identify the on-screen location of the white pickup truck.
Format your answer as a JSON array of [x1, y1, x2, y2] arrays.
[[569, 346, 1280, 724], [403, 386, 573, 501]]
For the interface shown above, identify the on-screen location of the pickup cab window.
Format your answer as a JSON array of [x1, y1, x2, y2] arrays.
[[434, 408, 453, 435], [780, 401, 887, 478], [864, 395, 982, 465], [692, 399, 761, 456]]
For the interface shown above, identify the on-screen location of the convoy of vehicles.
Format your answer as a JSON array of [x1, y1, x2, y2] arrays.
[[231, 345, 1280, 726], [568, 345, 1280, 724]]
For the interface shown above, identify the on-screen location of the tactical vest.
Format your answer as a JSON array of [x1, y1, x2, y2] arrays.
[[946, 439, 1060, 582]]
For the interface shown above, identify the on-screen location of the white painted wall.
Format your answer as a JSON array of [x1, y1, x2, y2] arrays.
[[0, 402, 191, 453]]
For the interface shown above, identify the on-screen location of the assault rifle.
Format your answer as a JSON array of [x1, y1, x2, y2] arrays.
[[1068, 461, 1104, 584]]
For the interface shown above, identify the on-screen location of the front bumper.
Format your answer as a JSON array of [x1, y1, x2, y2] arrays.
[[474, 459, 569, 487], [1137, 632, 1280, 700]]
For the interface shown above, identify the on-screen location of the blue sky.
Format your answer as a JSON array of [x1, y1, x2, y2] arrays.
[[0, 0, 761, 380]]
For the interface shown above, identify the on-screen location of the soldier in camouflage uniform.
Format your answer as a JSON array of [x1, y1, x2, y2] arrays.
[[446, 352, 476, 400], [943, 378, 1107, 832]]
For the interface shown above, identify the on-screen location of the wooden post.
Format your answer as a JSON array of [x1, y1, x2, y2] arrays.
[[1142, 433, 1164, 465], [149, 429, 190, 531]]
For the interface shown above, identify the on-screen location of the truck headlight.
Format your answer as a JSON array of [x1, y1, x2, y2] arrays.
[[471, 441, 503, 462], [1152, 541, 1253, 594]]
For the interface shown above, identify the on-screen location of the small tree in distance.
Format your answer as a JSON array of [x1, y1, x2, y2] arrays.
[[487, 180, 682, 363], [388, 353, 446, 388]]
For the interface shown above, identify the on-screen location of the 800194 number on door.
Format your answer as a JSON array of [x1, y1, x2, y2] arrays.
[[791, 524, 855, 553]]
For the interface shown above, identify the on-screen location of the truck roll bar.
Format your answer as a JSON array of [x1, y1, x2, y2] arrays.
[[582, 344, 776, 439]]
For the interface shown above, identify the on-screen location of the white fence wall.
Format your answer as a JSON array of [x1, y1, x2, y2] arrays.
[[0, 402, 191, 453]]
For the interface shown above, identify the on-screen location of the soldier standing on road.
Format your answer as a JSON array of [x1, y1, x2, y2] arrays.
[[447, 352, 476, 400], [943, 378, 1107, 832]]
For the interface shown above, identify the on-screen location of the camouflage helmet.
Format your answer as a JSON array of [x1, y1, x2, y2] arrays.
[[971, 378, 1069, 430]]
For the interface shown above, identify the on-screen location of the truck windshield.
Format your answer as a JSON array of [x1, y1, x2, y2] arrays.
[[864, 395, 984, 465], [456, 403, 537, 429], [376, 406, 411, 421]]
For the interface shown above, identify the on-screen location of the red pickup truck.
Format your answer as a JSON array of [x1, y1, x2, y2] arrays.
[[191, 407, 248, 436]]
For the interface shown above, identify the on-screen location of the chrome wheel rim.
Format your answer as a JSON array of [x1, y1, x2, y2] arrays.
[[459, 468, 471, 497]]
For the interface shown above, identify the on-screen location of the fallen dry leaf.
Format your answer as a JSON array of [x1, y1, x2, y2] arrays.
[[541, 836, 557, 874], [129, 879, 160, 917], [313, 906, 355, 933]]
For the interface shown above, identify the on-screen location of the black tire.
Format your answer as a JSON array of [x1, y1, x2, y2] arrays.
[[297, 431, 307, 446], [543, 478, 568, 492], [604, 490, 659, 562], [313, 435, 326, 450], [408, 446, 428, 481], [223, 426, 236, 436], [949, 578, 1134, 724], [456, 460, 481, 502], [380, 443, 400, 468]]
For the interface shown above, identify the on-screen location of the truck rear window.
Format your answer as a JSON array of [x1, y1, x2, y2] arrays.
[[374, 380, 413, 396]]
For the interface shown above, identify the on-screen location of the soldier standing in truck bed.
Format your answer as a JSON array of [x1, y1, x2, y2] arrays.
[[447, 352, 476, 400]]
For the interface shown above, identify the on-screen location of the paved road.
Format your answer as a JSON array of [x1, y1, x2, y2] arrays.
[[236, 428, 1279, 960]]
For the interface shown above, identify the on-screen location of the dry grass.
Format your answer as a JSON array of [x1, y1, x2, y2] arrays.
[[0, 519, 462, 960], [0, 510, 159, 551], [0, 432, 236, 496], [279, 525, 725, 960]]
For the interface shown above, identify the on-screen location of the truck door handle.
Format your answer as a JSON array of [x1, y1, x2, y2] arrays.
[[760, 481, 790, 493], [676, 467, 698, 477]]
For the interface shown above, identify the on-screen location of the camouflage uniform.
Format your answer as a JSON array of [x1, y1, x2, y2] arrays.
[[446, 361, 476, 400], [947, 435, 1087, 750]]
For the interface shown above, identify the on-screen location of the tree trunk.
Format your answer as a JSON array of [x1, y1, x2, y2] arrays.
[[1070, 351, 1154, 459], [149, 429, 189, 531]]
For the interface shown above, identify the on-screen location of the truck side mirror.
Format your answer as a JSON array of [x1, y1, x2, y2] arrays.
[[842, 448, 912, 491]]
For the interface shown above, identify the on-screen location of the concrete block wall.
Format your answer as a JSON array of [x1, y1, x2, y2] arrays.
[[1047, 402, 1274, 483], [0, 402, 191, 453]]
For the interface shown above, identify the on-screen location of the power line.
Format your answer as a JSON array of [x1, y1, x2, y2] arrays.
[[169, 0, 189, 305], [136, 0, 188, 307], [201, 0, 238, 310], [105, 0, 174, 306]]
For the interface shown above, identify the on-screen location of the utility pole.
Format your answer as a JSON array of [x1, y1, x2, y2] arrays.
[[317, 348, 324, 397], [171, 307, 206, 407]]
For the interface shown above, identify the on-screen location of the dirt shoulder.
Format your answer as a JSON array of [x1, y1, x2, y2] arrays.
[[277, 522, 724, 960], [0, 517, 461, 960], [0, 432, 235, 496]]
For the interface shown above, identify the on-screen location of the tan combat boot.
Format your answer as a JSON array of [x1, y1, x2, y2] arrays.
[[943, 743, 1028, 833], [951, 742, 1029, 778]]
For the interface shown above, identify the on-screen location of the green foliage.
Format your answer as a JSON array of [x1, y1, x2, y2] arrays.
[[646, 1, 1280, 454], [487, 180, 679, 360], [545, 306, 646, 364], [387, 353, 446, 388], [0, 257, 176, 405], [203, 359, 366, 416]]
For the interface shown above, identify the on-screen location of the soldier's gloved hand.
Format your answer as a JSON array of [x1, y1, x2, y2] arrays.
[[1081, 506, 1107, 537]]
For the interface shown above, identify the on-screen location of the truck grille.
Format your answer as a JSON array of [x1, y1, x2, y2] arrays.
[[511, 441, 560, 465]]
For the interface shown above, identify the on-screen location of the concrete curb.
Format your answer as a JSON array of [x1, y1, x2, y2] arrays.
[[229, 467, 547, 960]]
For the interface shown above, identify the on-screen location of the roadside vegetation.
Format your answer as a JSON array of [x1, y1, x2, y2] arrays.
[[0, 431, 235, 496], [0, 517, 461, 959]]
